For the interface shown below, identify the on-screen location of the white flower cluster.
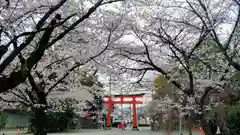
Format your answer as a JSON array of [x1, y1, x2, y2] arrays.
[[33, 104, 47, 109]]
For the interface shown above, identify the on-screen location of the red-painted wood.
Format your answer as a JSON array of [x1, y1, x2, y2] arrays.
[[103, 95, 143, 98], [103, 101, 143, 104], [132, 103, 137, 128], [102, 94, 144, 129], [106, 103, 112, 127]]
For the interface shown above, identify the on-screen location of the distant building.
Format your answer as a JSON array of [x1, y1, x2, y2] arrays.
[[1, 108, 28, 129]]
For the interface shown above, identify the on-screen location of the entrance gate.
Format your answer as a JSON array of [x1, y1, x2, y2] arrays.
[[103, 93, 145, 130]]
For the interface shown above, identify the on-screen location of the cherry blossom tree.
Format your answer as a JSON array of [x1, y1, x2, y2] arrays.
[[1, 0, 240, 135], [0, 21, 123, 134], [0, 0, 126, 134], [0, 0, 124, 93], [101, 0, 240, 135]]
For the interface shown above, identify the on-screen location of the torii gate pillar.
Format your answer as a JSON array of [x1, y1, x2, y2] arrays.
[[103, 93, 144, 130]]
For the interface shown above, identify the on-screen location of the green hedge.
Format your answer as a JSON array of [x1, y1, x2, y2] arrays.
[[29, 109, 78, 133], [0, 112, 7, 129], [208, 104, 240, 135], [29, 99, 79, 133], [227, 104, 240, 135]]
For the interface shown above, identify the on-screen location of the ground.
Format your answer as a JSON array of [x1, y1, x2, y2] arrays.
[[0, 127, 203, 135]]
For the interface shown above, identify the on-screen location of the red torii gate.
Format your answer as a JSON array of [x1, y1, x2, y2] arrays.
[[103, 93, 145, 130]]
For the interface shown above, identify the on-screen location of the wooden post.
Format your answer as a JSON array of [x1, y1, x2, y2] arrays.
[[132, 98, 139, 130], [106, 97, 112, 129]]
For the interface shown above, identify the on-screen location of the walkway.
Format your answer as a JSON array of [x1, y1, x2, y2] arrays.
[[0, 127, 203, 135]]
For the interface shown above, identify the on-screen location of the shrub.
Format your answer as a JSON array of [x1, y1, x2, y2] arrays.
[[0, 112, 7, 129], [29, 99, 79, 133], [44, 108, 76, 132], [227, 104, 240, 135], [207, 104, 240, 135]]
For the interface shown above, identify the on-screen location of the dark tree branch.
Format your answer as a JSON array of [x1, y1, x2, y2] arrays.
[[133, 70, 147, 85], [186, 0, 208, 28], [188, 30, 210, 58], [4, 13, 76, 49], [4, 0, 10, 8], [0, 0, 109, 93], [46, 23, 119, 95], [115, 27, 188, 93], [28, 72, 47, 106], [224, 6, 240, 50], [199, 86, 214, 112], [47, 0, 105, 47], [233, 0, 240, 6], [8, 0, 20, 21], [0, 0, 68, 73], [132, 27, 171, 77], [118, 65, 155, 72], [44, 56, 73, 69], [187, 0, 240, 71], [35, 0, 67, 30], [0, 95, 30, 107], [10, 89, 29, 103], [101, 0, 124, 5], [169, 45, 188, 72], [116, 53, 151, 65], [111, 47, 146, 55], [25, 88, 36, 105]]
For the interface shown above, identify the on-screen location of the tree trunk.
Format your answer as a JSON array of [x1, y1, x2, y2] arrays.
[[200, 118, 212, 135], [187, 115, 192, 135], [168, 120, 172, 135], [188, 127, 192, 135], [33, 108, 47, 135], [219, 123, 230, 135], [28, 74, 48, 135]]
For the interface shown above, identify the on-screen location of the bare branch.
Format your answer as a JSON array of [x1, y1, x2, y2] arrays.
[[46, 22, 119, 95], [115, 53, 151, 65], [224, 6, 240, 50], [132, 27, 170, 76], [188, 30, 210, 58], [233, 0, 240, 6], [0, 0, 69, 73], [44, 56, 73, 69], [0, 0, 110, 93], [4, 13, 76, 49], [101, 0, 124, 5], [0, 95, 30, 107], [133, 70, 147, 84], [47, 0, 105, 47]]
